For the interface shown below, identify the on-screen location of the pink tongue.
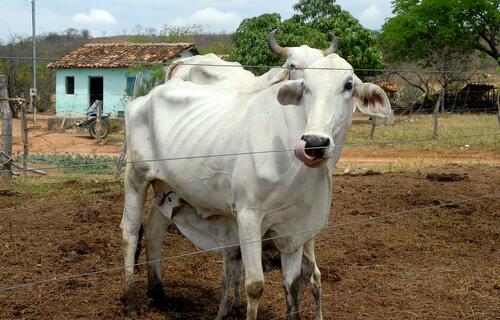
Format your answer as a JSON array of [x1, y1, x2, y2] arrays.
[[295, 140, 315, 164]]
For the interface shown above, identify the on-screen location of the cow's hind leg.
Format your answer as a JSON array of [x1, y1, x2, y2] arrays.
[[281, 247, 304, 320], [143, 191, 170, 309], [216, 248, 243, 320], [121, 176, 149, 317]]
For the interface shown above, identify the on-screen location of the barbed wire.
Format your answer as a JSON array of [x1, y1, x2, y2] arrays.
[[1, 55, 499, 75], [0, 191, 498, 293], [0, 131, 499, 175], [269, 250, 500, 320]]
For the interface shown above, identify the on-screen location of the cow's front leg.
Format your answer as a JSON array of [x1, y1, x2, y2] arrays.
[[281, 247, 304, 320], [237, 210, 264, 320], [303, 239, 323, 320], [121, 178, 148, 317]]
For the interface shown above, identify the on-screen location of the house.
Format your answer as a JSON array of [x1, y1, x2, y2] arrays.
[[48, 43, 198, 117]]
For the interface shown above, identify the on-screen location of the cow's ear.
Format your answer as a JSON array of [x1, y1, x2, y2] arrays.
[[353, 83, 391, 117], [277, 80, 304, 106]]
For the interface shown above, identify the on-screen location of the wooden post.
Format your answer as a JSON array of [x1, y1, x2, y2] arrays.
[[496, 93, 500, 130], [115, 139, 127, 179], [20, 102, 29, 180], [95, 100, 102, 143], [440, 89, 445, 113], [0, 75, 13, 184], [115, 73, 140, 178], [433, 91, 443, 139], [369, 119, 376, 140]]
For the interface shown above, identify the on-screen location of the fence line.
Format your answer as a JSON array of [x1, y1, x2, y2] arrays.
[[269, 251, 500, 320], [1, 55, 498, 75], [1, 131, 499, 175], [48, 90, 500, 100], [1, 192, 498, 293]]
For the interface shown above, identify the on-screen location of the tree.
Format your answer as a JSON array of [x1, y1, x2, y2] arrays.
[[229, 0, 384, 76], [381, 0, 499, 66]]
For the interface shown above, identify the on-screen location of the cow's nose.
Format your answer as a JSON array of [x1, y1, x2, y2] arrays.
[[301, 135, 330, 159]]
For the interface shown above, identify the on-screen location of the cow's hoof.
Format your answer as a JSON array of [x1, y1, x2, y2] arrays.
[[125, 308, 138, 319], [121, 288, 139, 318], [147, 282, 168, 310], [233, 304, 245, 318]]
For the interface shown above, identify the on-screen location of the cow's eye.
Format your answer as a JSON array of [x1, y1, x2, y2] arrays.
[[344, 81, 353, 91], [289, 64, 296, 70]]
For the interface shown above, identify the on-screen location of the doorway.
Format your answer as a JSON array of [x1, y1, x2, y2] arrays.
[[89, 76, 103, 107]]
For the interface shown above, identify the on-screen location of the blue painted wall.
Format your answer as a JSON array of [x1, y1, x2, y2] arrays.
[[55, 68, 137, 117]]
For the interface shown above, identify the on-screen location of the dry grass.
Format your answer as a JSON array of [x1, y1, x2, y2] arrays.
[[347, 113, 500, 152]]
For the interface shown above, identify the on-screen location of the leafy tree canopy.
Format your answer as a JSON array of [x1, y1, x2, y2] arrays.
[[229, 0, 384, 76], [381, 0, 500, 66]]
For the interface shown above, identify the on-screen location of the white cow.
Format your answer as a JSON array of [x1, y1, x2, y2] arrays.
[[166, 29, 338, 87], [138, 29, 340, 319], [121, 53, 391, 319]]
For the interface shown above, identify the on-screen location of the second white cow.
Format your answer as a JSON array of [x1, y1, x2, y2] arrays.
[[121, 53, 391, 319]]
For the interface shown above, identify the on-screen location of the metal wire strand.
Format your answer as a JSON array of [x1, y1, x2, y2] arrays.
[[269, 251, 500, 320], [0, 192, 498, 293], [0, 131, 499, 174], [0, 55, 496, 74]]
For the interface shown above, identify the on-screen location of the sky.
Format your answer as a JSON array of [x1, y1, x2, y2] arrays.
[[0, 0, 393, 43]]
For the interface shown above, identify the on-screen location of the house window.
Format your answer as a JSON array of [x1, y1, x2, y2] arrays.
[[65, 76, 75, 94], [126, 76, 136, 96]]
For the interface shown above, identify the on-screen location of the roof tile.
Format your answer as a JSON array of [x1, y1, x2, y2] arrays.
[[48, 43, 197, 69]]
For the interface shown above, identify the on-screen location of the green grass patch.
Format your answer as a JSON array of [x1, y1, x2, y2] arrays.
[[13, 153, 117, 174], [105, 136, 125, 145]]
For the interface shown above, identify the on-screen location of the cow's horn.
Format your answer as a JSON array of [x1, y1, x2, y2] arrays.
[[324, 32, 338, 56], [267, 29, 288, 58]]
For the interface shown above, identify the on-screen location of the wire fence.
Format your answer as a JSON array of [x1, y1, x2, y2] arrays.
[[1, 191, 498, 293], [1, 53, 499, 317], [0, 131, 499, 175], [2, 55, 500, 75], [270, 250, 500, 320]]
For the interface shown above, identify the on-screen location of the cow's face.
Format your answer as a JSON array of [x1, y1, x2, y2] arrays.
[[277, 54, 391, 168]]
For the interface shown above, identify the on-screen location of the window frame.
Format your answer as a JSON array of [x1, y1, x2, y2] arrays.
[[126, 76, 136, 96], [65, 76, 75, 95]]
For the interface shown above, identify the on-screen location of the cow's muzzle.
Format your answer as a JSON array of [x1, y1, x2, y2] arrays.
[[294, 135, 331, 167]]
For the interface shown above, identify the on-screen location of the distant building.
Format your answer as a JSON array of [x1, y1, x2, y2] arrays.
[[48, 43, 198, 117]]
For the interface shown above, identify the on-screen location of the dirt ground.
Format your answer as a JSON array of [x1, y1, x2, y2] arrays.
[[0, 165, 498, 319]]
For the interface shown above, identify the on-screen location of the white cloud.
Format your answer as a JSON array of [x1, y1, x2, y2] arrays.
[[171, 7, 242, 32], [359, 5, 383, 24], [72, 9, 117, 25]]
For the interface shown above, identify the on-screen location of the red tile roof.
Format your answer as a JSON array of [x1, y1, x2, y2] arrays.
[[48, 43, 197, 69]]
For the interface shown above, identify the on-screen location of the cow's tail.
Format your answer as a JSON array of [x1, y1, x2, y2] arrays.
[[165, 60, 185, 82]]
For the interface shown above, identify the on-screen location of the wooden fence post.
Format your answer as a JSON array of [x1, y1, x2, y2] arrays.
[[440, 89, 445, 113], [115, 73, 141, 178], [21, 101, 29, 180], [95, 100, 102, 143], [433, 90, 443, 139], [369, 119, 377, 140], [496, 93, 500, 130], [0, 75, 13, 184]]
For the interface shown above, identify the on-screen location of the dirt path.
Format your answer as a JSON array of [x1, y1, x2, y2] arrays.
[[0, 165, 499, 319]]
